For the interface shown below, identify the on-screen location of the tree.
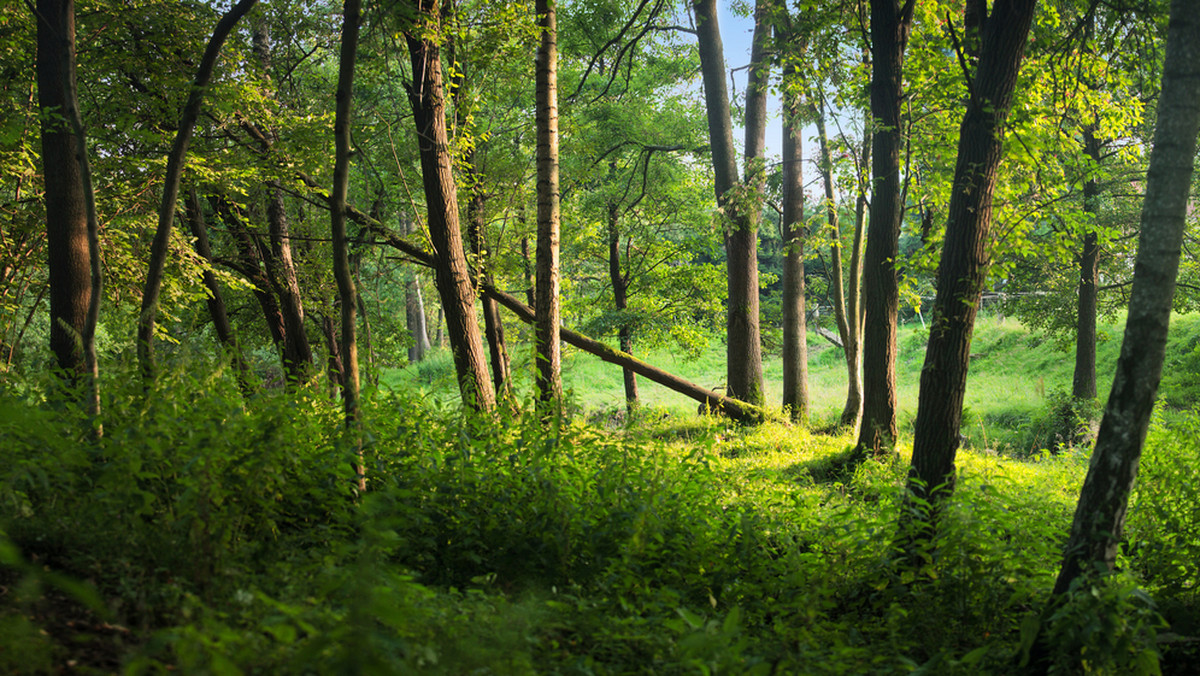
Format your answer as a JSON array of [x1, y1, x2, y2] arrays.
[[331, 0, 363, 489], [136, 0, 257, 383], [692, 0, 766, 408], [907, 0, 1038, 504], [780, 60, 808, 424], [535, 0, 563, 410], [1048, 0, 1200, 598], [35, 0, 101, 422], [857, 0, 914, 456], [404, 0, 496, 411]]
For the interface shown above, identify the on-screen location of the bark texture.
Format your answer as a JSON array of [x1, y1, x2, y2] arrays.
[[858, 0, 915, 456], [36, 0, 96, 389], [1051, 0, 1200, 595], [405, 0, 495, 412], [535, 0, 563, 409], [908, 0, 1037, 501]]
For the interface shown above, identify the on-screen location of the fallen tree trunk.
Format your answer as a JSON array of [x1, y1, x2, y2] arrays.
[[298, 177, 766, 422]]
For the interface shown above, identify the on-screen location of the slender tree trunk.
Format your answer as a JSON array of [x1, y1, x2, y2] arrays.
[[1073, 128, 1103, 401], [521, 232, 535, 309], [467, 163, 513, 400], [137, 0, 256, 382], [781, 70, 808, 424], [846, 121, 870, 428], [608, 203, 639, 414], [535, 0, 563, 409], [857, 0, 915, 457], [36, 0, 101, 420], [322, 311, 344, 395], [908, 0, 1037, 504], [186, 189, 250, 391], [1049, 0, 1200, 598], [693, 0, 765, 407], [816, 101, 865, 429], [212, 195, 289, 358], [405, 0, 495, 411], [265, 187, 314, 382], [332, 0, 363, 489]]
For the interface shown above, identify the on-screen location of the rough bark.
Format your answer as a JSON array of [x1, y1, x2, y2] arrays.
[[137, 0, 257, 382], [185, 189, 250, 392], [781, 73, 808, 424], [693, 0, 765, 407], [857, 0, 915, 457], [1051, 0, 1200, 596], [36, 0, 100, 413], [404, 0, 495, 412], [608, 202, 639, 413], [908, 0, 1037, 503], [535, 0, 563, 409], [1073, 129, 1103, 401]]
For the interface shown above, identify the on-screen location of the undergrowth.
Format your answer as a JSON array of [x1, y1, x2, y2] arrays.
[[1, 356, 1198, 673]]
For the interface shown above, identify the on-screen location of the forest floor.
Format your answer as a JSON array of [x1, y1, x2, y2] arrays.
[[3, 313, 1200, 673]]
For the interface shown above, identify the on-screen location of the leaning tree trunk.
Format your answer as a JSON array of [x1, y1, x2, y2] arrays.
[[1050, 0, 1200, 597], [331, 0, 364, 489], [908, 0, 1037, 505], [781, 68, 809, 424], [137, 0, 256, 382], [534, 0, 563, 410], [265, 188, 314, 382], [36, 0, 101, 422], [405, 0, 495, 412], [608, 203, 639, 414], [1073, 128, 1103, 401], [857, 0, 915, 457]]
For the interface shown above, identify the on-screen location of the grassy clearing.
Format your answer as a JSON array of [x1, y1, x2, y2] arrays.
[[3, 314, 1200, 672]]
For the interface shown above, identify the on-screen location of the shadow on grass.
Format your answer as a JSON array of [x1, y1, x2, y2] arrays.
[[781, 445, 861, 484]]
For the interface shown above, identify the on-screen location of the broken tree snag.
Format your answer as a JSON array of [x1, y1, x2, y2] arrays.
[[484, 286, 766, 424]]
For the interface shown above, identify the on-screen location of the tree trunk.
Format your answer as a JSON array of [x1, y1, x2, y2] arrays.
[[467, 162, 513, 401], [693, 0, 765, 407], [608, 202, 639, 414], [36, 0, 101, 418], [332, 0, 363, 489], [1073, 128, 1103, 401], [845, 121, 870, 429], [535, 0, 563, 410], [265, 187, 314, 382], [185, 189, 251, 392], [781, 71, 808, 424], [857, 0, 915, 457], [212, 195, 288, 358], [1050, 0, 1200, 597], [137, 0, 256, 382], [405, 0, 495, 412], [908, 0, 1037, 504]]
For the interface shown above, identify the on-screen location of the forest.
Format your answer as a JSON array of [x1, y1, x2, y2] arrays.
[[3, 0, 1200, 672]]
